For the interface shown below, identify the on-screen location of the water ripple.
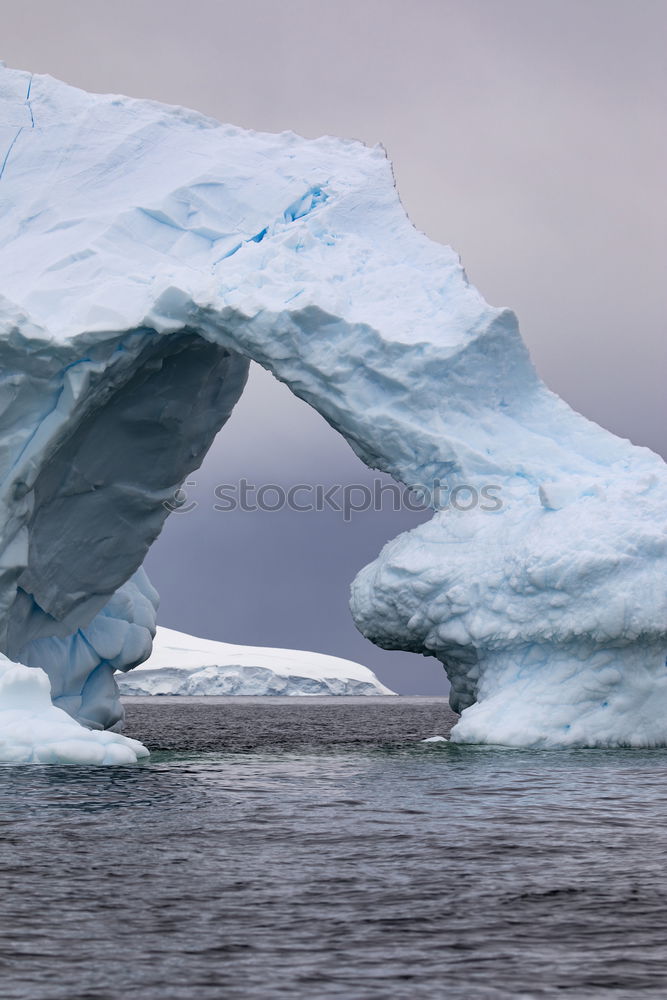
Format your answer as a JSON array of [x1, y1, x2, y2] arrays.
[[0, 697, 666, 998]]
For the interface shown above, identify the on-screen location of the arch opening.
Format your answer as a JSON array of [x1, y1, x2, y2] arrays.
[[7, 328, 247, 726]]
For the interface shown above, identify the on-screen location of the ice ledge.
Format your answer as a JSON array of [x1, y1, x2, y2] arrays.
[[0, 654, 148, 764]]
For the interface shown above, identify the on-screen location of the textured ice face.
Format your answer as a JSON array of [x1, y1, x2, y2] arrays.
[[0, 64, 665, 748], [352, 489, 667, 745]]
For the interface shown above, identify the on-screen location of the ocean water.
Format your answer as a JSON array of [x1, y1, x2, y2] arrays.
[[1, 696, 667, 999]]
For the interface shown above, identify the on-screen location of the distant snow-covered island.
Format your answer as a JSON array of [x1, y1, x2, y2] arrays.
[[117, 627, 396, 697]]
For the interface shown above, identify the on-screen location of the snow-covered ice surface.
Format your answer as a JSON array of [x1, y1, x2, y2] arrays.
[[0, 654, 148, 763], [0, 63, 665, 752], [117, 626, 395, 696]]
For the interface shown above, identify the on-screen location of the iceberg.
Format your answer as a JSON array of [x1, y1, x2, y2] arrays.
[[117, 626, 395, 696], [0, 654, 148, 763], [0, 62, 664, 753]]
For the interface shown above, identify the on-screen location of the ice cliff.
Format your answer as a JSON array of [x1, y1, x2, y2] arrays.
[[117, 627, 395, 697], [0, 62, 665, 758]]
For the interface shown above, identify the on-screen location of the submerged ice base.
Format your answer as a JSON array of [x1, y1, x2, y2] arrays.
[[0, 63, 664, 752], [451, 642, 667, 749]]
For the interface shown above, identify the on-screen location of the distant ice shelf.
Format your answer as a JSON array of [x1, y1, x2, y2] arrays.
[[116, 627, 396, 696]]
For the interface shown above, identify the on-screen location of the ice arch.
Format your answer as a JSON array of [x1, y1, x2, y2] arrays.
[[0, 64, 665, 746]]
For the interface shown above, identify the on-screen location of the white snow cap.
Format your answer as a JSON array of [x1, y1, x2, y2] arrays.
[[0, 64, 664, 750]]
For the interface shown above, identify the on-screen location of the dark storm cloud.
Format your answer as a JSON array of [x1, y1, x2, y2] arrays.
[[2, 1, 664, 691]]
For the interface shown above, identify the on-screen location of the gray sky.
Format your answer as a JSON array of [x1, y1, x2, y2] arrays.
[[2, 1, 665, 692]]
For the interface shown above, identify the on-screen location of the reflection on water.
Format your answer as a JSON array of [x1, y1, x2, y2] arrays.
[[1, 697, 666, 998]]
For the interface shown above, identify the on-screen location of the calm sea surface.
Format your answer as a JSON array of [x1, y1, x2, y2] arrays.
[[1, 696, 667, 999]]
